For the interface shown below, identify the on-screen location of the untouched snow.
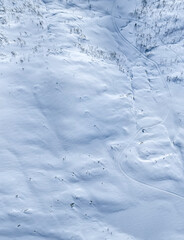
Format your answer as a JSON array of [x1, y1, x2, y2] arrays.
[[1, 0, 184, 239]]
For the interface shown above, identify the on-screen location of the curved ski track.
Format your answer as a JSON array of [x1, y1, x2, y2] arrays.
[[111, 0, 184, 201]]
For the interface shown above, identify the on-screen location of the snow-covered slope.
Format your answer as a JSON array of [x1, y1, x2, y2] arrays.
[[0, 0, 184, 239]]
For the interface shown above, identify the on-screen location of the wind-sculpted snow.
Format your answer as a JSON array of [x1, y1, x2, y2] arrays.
[[0, 0, 184, 239]]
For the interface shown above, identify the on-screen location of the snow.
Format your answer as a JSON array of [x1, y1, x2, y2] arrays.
[[1, 0, 184, 239]]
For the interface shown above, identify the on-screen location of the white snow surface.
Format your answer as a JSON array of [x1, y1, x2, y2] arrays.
[[0, 0, 184, 239]]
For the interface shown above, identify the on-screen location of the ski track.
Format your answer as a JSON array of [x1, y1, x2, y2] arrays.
[[111, 0, 184, 201]]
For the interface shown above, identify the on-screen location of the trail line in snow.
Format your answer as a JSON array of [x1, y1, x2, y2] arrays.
[[111, 0, 184, 201]]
